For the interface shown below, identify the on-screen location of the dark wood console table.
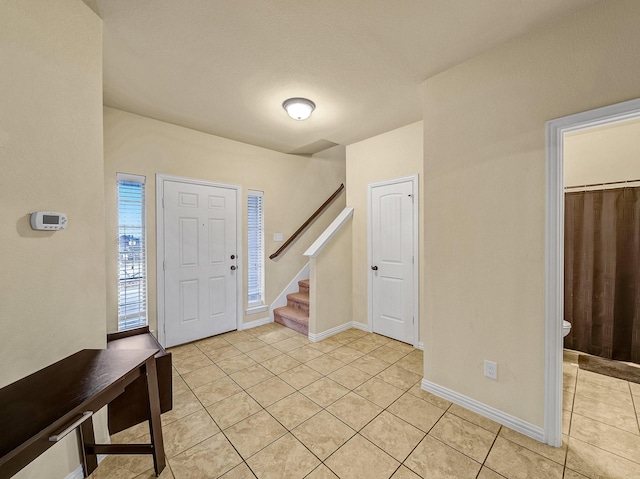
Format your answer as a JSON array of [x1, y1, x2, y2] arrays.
[[107, 327, 172, 435], [0, 349, 166, 479]]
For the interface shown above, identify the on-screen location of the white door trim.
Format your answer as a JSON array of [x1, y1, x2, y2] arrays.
[[156, 174, 243, 348], [367, 174, 419, 347], [544, 97, 640, 446]]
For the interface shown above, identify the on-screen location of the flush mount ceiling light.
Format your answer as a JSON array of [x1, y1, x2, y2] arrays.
[[282, 97, 316, 120]]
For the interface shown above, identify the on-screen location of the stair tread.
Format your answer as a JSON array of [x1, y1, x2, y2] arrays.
[[287, 292, 309, 303], [277, 279, 310, 335], [274, 306, 308, 324]]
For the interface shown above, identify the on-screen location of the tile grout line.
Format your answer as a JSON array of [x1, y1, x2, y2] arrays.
[[240, 331, 387, 475], [166, 328, 283, 475], [382, 388, 448, 477], [203, 333, 363, 473], [480, 423, 502, 469], [187, 330, 283, 478], [168, 331, 636, 479], [569, 410, 640, 437], [165, 326, 423, 479], [255, 331, 414, 476], [569, 365, 640, 468], [628, 382, 640, 434], [172, 369, 245, 474], [177, 338, 266, 476], [562, 365, 578, 479], [566, 435, 640, 468]]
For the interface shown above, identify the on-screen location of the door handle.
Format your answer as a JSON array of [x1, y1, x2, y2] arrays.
[[230, 265, 236, 271], [230, 254, 236, 260], [371, 265, 378, 271]]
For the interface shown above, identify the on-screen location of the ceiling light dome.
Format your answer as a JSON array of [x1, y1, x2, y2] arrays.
[[282, 97, 315, 120]]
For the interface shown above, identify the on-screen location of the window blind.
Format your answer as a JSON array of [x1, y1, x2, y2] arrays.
[[247, 191, 264, 305], [117, 174, 148, 330]]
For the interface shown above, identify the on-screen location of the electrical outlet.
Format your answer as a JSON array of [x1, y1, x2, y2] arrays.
[[274, 233, 283, 242], [484, 360, 497, 380]]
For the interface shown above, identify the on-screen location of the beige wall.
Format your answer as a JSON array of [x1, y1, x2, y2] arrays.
[[345, 121, 424, 331], [0, 0, 107, 477], [104, 107, 346, 334], [309, 218, 353, 335], [422, 0, 640, 427], [565, 118, 640, 186]]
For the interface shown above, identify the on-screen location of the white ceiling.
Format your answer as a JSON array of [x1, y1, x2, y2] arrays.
[[90, 0, 598, 154]]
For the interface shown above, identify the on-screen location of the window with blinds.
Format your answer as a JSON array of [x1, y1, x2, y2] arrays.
[[247, 190, 264, 305], [117, 173, 148, 330]]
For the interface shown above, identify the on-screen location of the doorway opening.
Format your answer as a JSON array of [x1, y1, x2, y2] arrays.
[[564, 119, 640, 363], [545, 98, 640, 446]]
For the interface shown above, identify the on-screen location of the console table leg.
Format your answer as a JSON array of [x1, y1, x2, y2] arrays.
[[145, 358, 166, 475], [79, 417, 98, 477]]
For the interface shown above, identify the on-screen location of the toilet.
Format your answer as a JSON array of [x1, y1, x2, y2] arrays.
[[563, 320, 571, 337]]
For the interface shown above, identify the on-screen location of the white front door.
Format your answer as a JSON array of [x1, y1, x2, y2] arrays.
[[163, 179, 238, 347], [370, 178, 415, 344]]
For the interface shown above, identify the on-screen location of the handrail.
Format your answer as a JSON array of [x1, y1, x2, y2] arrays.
[[269, 183, 345, 260]]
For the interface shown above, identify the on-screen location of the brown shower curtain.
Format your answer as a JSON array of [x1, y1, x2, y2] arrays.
[[564, 187, 640, 364]]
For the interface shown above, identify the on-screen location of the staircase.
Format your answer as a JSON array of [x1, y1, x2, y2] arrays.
[[274, 279, 309, 335]]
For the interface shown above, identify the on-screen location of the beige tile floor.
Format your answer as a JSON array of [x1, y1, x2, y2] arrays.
[[89, 325, 640, 479]]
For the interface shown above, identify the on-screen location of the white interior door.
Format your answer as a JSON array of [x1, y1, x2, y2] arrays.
[[163, 180, 237, 347], [370, 178, 415, 344]]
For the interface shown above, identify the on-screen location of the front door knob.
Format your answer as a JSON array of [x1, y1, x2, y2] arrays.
[[230, 265, 237, 271], [371, 265, 378, 271]]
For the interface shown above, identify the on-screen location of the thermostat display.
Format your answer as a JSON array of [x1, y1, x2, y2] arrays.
[[31, 212, 67, 231]]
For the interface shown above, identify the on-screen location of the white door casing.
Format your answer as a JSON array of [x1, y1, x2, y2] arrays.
[[545, 98, 640, 446], [368, 175, 418, 345], [157, 175, 242, 348]]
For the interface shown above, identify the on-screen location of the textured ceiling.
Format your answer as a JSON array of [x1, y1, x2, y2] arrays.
[[91, 0, 598, 154]]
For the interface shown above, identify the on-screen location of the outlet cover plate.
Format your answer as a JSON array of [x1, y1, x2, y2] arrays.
[[484, 360, 497, 380]]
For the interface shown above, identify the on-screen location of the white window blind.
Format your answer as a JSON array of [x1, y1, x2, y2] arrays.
[[247, 190, 264, 305], [117, 173, 148, 330]]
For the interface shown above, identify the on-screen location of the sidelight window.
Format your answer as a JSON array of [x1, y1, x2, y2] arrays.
[[247, 190, 265, 307], [117, 173, 148, 330]]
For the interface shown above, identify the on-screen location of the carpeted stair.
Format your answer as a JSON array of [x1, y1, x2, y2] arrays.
[[274, 279, 309, 335]]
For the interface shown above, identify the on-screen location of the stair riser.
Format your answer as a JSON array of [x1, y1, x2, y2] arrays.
[[276, 280, 310, 335], [287, 298, 309, 314], [275, 313, 308, 335]]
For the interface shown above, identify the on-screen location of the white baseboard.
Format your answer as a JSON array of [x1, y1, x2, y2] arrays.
[[240, 316, 272, 331], [421, 379, 545, 443], [351, 321, 371, 332], [307, 321, 422, 352], [65, 455, 108, 479], [308, 322, 353, 342], [308, 321, 373, 342]]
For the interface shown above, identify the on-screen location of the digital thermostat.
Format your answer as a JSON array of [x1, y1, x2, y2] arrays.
[[30, 212, 67, 231]]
